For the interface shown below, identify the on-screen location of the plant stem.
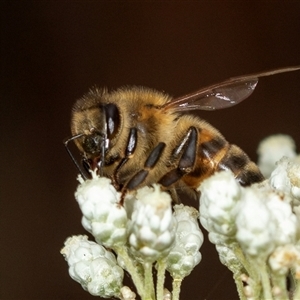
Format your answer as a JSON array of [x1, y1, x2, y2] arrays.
[[233, 273, 247, 300], [143, 262, 155, 300], [258, 261, 273, 300], [293, 279, 300, 300], [156, 259, 166, 300], [115, 247, 145, 299], [172, 278, 182, 300], [271, 273, 289, 300]]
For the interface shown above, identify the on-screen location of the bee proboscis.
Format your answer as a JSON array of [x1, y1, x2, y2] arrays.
[[65, 66, 300, 202]]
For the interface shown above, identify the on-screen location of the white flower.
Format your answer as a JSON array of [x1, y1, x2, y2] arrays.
[[61, 235, 124, 298], [288, 161, 300, 200], [120, 286, 136, 300], [75, 172, 128, 248], [265, 190, 298, 246], [235, 186, 297, 258], [128, 184, 175, 262], [269, 244, 300, 275], [270, 157, 300, 202], [198, 170, 241, 244], [235, 188, 277, 258], [166, 205, 203, 278], [163, 289, 172, 300], [257, 134, 296, 177]]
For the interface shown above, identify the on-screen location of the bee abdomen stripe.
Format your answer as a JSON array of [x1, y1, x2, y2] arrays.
[[236, 163, 264, 186], [200, 136, 227, 159], [218, 145, 249, 173], [218, 144, 264, 186]]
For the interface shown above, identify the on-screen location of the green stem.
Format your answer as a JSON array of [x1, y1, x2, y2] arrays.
[[233, 245, 259, 282], [172, 278, 182, 300], [156, 260, 166, 300], [233, 273, 247, 300], [258, 261, 273, 300], [293, 279, 300, 300], [115, 247, 145, 299], [143, 262, 155, 300], [270, 273, 289, 300]]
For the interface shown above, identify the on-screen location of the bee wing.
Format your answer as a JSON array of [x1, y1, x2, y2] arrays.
[[163, 66, 300, 112]]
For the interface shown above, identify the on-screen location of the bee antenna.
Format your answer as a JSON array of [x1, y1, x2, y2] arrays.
[[64, 133, 88, 180]]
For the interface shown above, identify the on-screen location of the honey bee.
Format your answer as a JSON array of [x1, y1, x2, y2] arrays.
[[65, 66, 300, 202]]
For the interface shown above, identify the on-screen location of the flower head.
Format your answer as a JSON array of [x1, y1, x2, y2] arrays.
[[61, 235, 124, 298], [75, 172, 128, 248], [128, 184, 176, 262], [166, 205, 203, 279], [198, 170, 241, 244], [270, 157, 300, 202]]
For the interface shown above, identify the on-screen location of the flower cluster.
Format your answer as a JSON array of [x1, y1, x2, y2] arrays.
[[61, 171, 203, 300], [199, 134, 300, 300], [61, 133, 300, 300]]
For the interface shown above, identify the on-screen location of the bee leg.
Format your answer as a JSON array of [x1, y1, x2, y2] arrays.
[[159, 126, 198, 187], [123, 142, 166, 191], [111, 128, 138, 188]]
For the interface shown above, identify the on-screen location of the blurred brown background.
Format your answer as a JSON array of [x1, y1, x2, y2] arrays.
[[1, 1, 300, 299]]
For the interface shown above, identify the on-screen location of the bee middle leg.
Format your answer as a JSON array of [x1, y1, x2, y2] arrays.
[[124, 142, 166, 190]]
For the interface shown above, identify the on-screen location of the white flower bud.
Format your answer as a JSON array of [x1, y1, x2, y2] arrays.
[[235, 185, 297, 258], [235, 188, 276, 258], [270, 157, 300, 202], [257, 134, 296, 177], [163, 288, 172, 300], [61, 235, 124, 298], [198, 171, 241, 244], [269, 244, 300, 275], [75, 173, 128, 247], [288, 161, 300, 200], [265, 190, 297, 246], [120, 286, 136, 300], [128, 184, 175, 262], [166, 205, 203, 278]]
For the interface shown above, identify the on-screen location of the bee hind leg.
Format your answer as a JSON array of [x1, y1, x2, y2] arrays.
[[159, 126, 198, 188]]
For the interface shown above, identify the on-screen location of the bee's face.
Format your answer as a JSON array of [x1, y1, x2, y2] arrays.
[[81, 129, 106, 157], [71, 98, 121, 161]]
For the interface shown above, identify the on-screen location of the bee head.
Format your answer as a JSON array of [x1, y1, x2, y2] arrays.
[[66, 98, 121, 178]]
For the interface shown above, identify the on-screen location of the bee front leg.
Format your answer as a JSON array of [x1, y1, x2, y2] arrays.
[[111, 128, 138, 189]]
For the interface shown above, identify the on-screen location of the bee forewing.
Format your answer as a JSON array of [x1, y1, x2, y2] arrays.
[[165, 65, 300, 112]]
